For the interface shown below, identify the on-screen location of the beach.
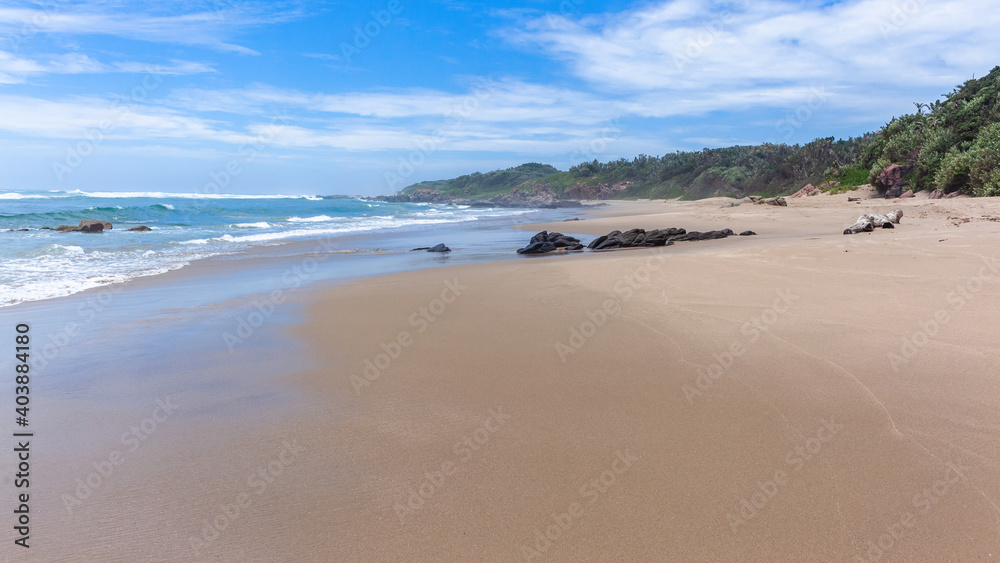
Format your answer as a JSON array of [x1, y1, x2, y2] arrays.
[[10, 193, 1000, 561]]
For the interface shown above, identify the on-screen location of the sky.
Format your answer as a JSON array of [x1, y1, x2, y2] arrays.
[[0, 0, 998, 196]]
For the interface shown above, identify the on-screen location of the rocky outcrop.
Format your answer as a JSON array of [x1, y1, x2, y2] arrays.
[[516, 232, 584, 254], [51, 220, 112, 233], [129, 225, 153, 231], [929, 190, 944, 199], [885, 185, 904, 199], [878, 164, 916, 195], [369, 184, 586, 209], [665, 229, 736, 242], [789, 184, 821, 198], [588, 228, 683, 250], [818, 180, 841, 190], [490, 184, 559, 207], [843, 210, 903, 234], [900, 189, 915, 198], [563, 181, 631, 200], [739, 231, 757, 236]]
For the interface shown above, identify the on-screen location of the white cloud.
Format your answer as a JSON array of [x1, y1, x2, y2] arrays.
[[0, 3, 302, 54], [0, 50, 214, 83], [507, 0, 1000, 115]]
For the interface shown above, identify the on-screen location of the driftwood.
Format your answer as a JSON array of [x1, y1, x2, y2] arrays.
[[843, 210, 903, 235]]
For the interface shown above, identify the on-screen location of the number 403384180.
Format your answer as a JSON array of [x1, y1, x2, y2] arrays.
[[15, 324, 30, 420]]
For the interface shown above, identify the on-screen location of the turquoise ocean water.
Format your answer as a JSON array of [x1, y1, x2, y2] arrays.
[[0, 189, 543, 307]]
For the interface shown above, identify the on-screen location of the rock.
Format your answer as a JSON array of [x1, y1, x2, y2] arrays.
[[739, 231, 757, 236], [517, 231, 583, 254], [899, 189, 914, 198], [78, 221, 106, 233], [789, 184, 820, 198], [877, 164, 916, 191], [929, 189, 944, 200], [563, 217, 580, 221], [945, 191, 961, 199], [16, 228, 29, 232], [818, 180, 841, 190], [884, 185, 904, 199], [427, 243, 451, 253], [516, 241, 557, 254], [55, 224, 80, 232], [129, 226, 152, 232], [764, 197, 787, 206], [848, 197, 862, 202]]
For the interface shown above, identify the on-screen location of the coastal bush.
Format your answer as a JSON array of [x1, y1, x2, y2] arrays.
[[968, 123, 1000, 196], [863, 65, 1000, 196], [934, 148, 972, 193]]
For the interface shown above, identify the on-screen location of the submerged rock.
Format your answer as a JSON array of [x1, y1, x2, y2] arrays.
[[427, 243, 451, 253], [129, 225, 153, 232]]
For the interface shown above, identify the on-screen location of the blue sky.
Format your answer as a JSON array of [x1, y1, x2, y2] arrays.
[[0, 0, 998, 195]]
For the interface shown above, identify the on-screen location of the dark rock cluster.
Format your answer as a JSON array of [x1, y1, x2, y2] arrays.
[[516, 232, 585, 254]]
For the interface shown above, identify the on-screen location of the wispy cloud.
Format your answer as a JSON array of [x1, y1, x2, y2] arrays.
[[0, 50, 214, 83], [0, 2, 304, 54]]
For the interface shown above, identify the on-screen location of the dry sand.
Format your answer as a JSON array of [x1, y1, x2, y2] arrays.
[[28, 191, 1000, 562], [277, 191, 1000, 561]]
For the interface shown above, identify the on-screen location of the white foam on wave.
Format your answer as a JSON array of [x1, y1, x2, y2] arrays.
[[233, 222, 271, 229], [0, 247, 206, 308], [288, 215, 336, 223], [64, 190, 322, 200], [49, 244, 85, 255]]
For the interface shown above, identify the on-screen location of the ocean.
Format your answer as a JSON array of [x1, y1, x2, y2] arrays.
[[0, 189, 552, 308]]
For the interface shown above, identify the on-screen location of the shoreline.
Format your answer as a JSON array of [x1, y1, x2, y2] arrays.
[[14, 194, 1000, 561]]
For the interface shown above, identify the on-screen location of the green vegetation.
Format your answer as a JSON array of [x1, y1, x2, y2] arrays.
[[862, 66, 1000, 196], [536, 138, 872, 200], [401, 66, 1000, 200], [401, 163, 558, 198]]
